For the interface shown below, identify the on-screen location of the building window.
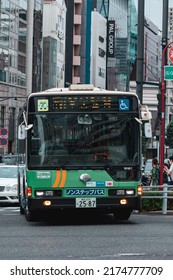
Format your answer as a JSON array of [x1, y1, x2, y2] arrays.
[[99, 48, 105, 58], [0, 106, 5, 128], [8, 107, 15, 142], [99, 36, 104, 43], [2, 0, 10, 9], [98, 67, 105, 78]]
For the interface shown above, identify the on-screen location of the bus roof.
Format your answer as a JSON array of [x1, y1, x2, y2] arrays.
[[29, 84, 139, 99]]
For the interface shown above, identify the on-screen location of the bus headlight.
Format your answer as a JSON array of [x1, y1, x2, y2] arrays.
[[35, 191, 54, 197], [117, 189, 125, 195], [45, 191, 53, 196], [126, 189, 135, 195], [36, 191, 45, 197]]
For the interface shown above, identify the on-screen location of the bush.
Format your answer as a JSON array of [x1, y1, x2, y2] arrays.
[[141, 192, 173, 211]]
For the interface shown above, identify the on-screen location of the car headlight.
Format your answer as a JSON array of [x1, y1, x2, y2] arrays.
[[5, 185, 12, 191], [12, 184, 18, 192], [5, 184, 17, 192]]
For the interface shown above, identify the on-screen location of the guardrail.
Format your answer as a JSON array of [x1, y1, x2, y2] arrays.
[[142, 185, 173, 215]]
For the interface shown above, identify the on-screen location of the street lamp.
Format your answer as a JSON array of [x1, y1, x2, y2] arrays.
[[160, 41, 173, 185]]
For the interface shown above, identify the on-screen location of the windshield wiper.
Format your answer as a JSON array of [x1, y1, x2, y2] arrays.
[[94, 159, 113, 170]]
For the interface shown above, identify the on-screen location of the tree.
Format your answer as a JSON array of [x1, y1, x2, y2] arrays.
[[165, 121, 173, 147]]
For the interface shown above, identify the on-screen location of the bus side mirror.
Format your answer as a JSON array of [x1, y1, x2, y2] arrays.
[[144, 122, 152, 138], [18, 125, 26, 140]]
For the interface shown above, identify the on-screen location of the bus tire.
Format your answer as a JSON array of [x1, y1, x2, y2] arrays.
[[20, 204, 25, 215], [25, 208, 37, 222], [113, 209, 132, 221], [18, 184, 24, 215]]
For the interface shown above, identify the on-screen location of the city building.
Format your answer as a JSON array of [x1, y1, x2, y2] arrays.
[[32, 1, 44, 93], [0, 0, 167, 158], [131, 18, 162, 159], [90, 9, 106, 88], [42, 0, 66, 90], [91, 0, 138, 91], [65, 0, 82, 85], [143, 19, 161, 82], [143, 19, 161, 128], [0, 0, 43, 155]]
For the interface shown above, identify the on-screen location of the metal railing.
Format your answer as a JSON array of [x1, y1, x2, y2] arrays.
[[142, 185, 173, 214]]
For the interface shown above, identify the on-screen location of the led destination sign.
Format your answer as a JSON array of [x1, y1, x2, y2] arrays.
[[29, 95, 138, 113]]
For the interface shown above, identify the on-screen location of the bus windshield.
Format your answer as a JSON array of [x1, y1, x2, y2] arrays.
[[28, 112, 139, 169]]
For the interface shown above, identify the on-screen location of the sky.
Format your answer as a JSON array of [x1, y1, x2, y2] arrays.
[[134, 0, 173, 30]]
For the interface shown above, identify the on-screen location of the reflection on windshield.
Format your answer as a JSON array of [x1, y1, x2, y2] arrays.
[[0, 167, 18, 178], [28, 113, 139, 169]]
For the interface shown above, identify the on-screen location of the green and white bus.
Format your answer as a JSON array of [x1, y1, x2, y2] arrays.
[[18, 84, 150, 222]]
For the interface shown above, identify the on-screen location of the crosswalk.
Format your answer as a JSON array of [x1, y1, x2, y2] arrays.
[[0, 206, 20, 215]]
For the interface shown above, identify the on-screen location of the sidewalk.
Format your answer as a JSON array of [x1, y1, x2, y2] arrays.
[[138, 210, 173, 215]]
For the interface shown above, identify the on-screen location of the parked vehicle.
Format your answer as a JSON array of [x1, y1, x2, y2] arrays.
[[2, 154, 25, 165], [0, 165, 24, 204]]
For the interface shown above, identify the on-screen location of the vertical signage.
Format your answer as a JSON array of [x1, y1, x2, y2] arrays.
[[0, 128, 8, 148], [107, 20, 115, 58]]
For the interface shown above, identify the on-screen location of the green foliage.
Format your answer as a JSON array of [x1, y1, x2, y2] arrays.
[[142, 192, 173, 211], [165, 121, 173, 147]]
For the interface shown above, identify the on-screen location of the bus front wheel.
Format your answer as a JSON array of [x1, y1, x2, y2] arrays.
[[25, 208, 37, 222], [113, 209, 132, 221], [20, 204, 25, 215]]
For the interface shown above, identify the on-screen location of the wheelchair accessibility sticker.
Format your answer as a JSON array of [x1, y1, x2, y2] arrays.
[[119, 99, 129, 111]]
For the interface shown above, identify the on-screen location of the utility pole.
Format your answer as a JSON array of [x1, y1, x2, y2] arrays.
[[136, 0, 145, 103]]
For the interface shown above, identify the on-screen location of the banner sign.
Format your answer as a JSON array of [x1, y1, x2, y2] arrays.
[[107, 20, 115, 58]]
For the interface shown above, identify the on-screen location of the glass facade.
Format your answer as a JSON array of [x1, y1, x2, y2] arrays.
[[129, 0, 137, 82], [95, 0, 137, 91], [32, 0, 43, 92], [0, 0, 43, 154], [0, 0, 43, 90], [144, 20, 160, 82], [0, 0, 27, 86]]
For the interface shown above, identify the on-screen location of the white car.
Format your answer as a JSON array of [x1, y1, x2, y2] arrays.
[[0, 165, 20, 204]]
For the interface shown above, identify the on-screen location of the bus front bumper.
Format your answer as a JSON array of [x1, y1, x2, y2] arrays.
[[27, 197, 141, 211]]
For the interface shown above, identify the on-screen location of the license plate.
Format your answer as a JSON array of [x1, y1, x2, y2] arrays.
[[75, 198, 96, 208]]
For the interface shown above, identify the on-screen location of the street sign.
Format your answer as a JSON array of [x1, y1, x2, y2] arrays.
[[164, 65, 173, 80], [0, 138, 8, 147], [168, 47, 173, 63], [0, 128, 8, 136], [0, 128, 8, 148]]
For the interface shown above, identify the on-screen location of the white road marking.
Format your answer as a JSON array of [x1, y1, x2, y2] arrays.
[[0, 207, 20, 215]]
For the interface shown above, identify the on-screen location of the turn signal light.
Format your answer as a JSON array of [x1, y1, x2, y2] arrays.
[[26, 187, 32, 197], [137, 185, 143, 196]]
